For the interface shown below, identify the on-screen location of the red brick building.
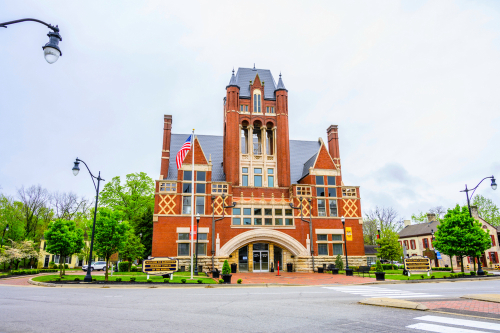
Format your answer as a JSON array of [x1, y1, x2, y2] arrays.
[[152, 67, 366, 272]]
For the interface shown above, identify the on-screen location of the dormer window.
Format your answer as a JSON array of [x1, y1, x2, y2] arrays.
[[253, 91, 261, 113]]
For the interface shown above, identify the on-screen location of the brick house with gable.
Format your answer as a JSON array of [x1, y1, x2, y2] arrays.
[[152, 66, 366, 272]]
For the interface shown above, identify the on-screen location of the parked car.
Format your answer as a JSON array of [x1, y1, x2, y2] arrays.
[[82, 261, 107, 271]]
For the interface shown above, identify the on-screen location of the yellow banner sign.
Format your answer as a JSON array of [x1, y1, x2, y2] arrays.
[[404, 257, 431, 271], [142, 257, 178, 275], [346, 227, 353, 241]]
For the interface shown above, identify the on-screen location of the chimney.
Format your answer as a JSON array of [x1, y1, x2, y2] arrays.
[[327, 125, 340, 163], [160, 115, 172, 180], [404, 220, 411, 227], [471, 205, 480, 219], [427, 213, 436, 222]]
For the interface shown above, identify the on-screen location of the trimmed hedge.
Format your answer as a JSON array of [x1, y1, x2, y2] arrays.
[[431, 267, 452, 271], [10, 269, 57, 275], [119, 261, 129, 272]]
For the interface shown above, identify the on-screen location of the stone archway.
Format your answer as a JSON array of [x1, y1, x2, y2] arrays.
[[218, 229, 309, 257]]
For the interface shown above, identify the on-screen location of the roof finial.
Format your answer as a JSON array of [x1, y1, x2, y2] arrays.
[[253, 63, 256, 70], [279, 72, 282, 78], [232, 67, 235, 75]]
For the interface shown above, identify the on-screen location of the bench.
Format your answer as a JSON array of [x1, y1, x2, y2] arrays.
[[354, 266, 371, 277]]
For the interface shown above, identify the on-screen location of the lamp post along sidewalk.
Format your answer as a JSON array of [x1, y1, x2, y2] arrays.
[[0, 18, 62, 63], [195, 213, 200, 276], [72, 158, 105, 283], [211, 194, 236, 275], [341, 216, 352, 276], [290, 197, 315, 272]]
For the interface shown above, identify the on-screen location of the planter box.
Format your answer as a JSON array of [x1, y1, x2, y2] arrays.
[[222, 274, 232, 284], [331, 268, 339, 275], [345, 269, 353, 276], [375, 272, 385, 281], [212, 270, 220, 279], [318, 267, 324, 273]]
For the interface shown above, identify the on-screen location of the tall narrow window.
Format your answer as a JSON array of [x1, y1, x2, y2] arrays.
[[195, 196, 204, 215], [266, 129, 274, 155], [242, 167, 248, 186], [254, 168, 262, 187], [241, 128, 248, 154], [182, 197, 191, 214], [329, 200, 338, 217], [318, 199, 326, 216], [184, 171, 192, 181], [197, 171, 206, 181], [267, 169, 274, 188], [316, 176, 324, 185], [327, 176, 336, 185], [253, 92, 261, 113], [253, 128, 262, 154]]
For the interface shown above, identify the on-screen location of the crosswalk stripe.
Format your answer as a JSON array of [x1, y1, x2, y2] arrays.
[[414, 315, 500, 331], [407, 323, 488, 333], [322, 286, 441, 299]]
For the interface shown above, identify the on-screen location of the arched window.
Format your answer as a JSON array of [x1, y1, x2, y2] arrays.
[[253, 90, 261, 113], [241, 122, 249, 154]]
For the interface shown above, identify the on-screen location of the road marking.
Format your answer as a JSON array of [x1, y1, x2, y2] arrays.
[[407, 323, 488, 332], [323, 286, 442, 299], [414, 315, 500, 331]]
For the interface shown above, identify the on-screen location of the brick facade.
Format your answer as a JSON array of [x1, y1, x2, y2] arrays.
[[152, 67, 366, 273]]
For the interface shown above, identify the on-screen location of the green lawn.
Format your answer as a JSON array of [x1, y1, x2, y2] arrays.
[[32, 273, 216, 284], [113, 271, 208, 277], [384, 271, 461, 280]]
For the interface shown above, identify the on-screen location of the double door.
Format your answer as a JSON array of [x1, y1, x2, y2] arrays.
[[253, 251, 269, 272]]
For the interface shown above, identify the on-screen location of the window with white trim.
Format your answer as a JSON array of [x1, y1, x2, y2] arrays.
[[253, 92, 262, 113], [159, 182, 176, 193], [212, 183, 228, 194]]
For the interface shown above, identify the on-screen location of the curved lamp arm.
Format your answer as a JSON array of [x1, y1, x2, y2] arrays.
[[74, 158, 105, 192], [0, 18, 59, 32], [461, 175, 496, 201]]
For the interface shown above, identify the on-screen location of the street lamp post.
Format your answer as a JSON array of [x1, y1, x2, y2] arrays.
[[195, 213, 200, 276], [1, 224, 9, 248], [0, 18, 62, 63], [290, 197, 315, 272], [210, 194, 236, 274], [72, 158, 105, 282], [341, 216, 352, 276], [460, 175, 496, 276]]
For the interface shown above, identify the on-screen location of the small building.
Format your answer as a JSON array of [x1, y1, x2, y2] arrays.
[[364, 245, 378, 266], [398, 208, 500, 269]]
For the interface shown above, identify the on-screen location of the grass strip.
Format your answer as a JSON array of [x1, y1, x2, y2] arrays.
[[32, 274, 216, 284]]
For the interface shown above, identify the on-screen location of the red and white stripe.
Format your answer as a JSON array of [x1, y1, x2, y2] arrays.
[[175, 135, 192, 169]]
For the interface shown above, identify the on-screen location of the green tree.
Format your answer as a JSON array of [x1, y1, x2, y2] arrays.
[[93, 208, 130, 281], [433, 205, 491, 273], [99, 172, 154, 225], [120, 231, 146, 271], [411, 211, 427, 224], [44, 219, 84, 277], [0, 195, 25, 245], [472, 195, 500, 227], [0, 239, 38, 270], [362, 217, 378, 245], [376, 230, 403, 268], [132, 205, 153, 258]]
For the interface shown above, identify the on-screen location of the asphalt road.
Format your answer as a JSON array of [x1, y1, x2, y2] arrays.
[[1, 280, 499, 333]]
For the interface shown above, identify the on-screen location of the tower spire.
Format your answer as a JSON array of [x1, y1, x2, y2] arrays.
[[276, 72, 286, 91]]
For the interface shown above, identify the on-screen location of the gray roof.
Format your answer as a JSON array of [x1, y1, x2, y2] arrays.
[[300, 153, 317, 180], [399, 221, 440, 238], [167, 134, 225, 182], [227, 69, 238, 88], [364, 245, 379, 255], [168, 134, 321, 184], [290, 139, 322, 184], [276, 73, 287, 91], [235, 67, 277, 100]]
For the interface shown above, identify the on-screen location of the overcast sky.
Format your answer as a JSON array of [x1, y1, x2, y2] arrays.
[[1, 0, 499, 220]]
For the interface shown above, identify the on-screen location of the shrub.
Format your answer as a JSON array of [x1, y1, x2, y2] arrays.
[[431, 276, 435, 279], [382, 264, 396, 270], [74, 278, 80, 281], [147, 279, 152, 283], [335, 255, 344, 270], [420, 275, 424, 279], [237, 279, 242, 284], [222, 260, 231, 275], [92, 278, 97, 282], [48, 261, 56, 269], [130, 266, 138, 272], [181, 279, 186, 284], [197, 279, 203, 284], [164, 279, 169, 283], [349, 266, 359, 271], [54, 277, 61, 282], [218, 279, 224, 284], [470, 271, 476, 276], [130, 277, 136, 282], [119, 261, 130, 272], [432, 267, 451, 271], [375, 260, 383, 272], [115, 278, 122, 282]]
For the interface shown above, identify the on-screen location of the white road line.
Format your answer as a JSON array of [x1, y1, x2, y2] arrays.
[[323, 286, 442, 298], [414, 315, 500, 331], [407, 323, 488, 333]]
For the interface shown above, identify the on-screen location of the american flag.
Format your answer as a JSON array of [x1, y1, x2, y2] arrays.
[[176, 135, 192, 169]]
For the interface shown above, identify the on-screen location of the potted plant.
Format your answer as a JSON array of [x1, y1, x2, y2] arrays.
[[375, 260, 385, 281], [221, 260, 232, 284]]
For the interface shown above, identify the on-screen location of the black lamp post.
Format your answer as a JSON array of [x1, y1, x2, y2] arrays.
[[72, 158, 105, 282], [341, 216, 352, 276], [0, 18, 62, 64], [210, 194, 236, 274], [290, 197, 315, 272], [460, 175, 496, 276], [195, 213, 200, 276], [1, 224, 9, 248]]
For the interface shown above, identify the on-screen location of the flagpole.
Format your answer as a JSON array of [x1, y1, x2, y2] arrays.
[[190, 129, 195, 280]]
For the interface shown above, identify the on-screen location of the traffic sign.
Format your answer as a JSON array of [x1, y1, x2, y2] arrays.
[[142, 257, 178, 275]]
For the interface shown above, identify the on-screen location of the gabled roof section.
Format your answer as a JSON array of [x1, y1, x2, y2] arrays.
[[235, 67, 277, 100], [290, 139, 322, 184], [182, 136, 208, 165], [167, 134, 225, 181], [399, 221, 440, 238], [313, 143, 337, 170]]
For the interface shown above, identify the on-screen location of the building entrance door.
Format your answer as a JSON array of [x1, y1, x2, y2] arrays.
[[253, 243, 269, 272]]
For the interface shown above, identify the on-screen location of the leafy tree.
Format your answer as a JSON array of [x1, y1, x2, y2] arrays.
[[472, 195, 500, 227], [17, 185, 52, 241], [335, 254, 344, 270], [93, 208, 130, 281], [0, 240, 38, 270], [411, 211, 427, 224], [120, 231, 146, 271], [433, 205, 491, 273], [362, 217, 378, 245], [44, 219, 84, 277], [132, 205, 153, 258], [0, 195, 25, 244], [376, 230, 403, 268], [99, 172, 154, 226]]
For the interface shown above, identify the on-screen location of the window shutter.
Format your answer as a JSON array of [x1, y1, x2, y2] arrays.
[[491, 235, 496, 247]]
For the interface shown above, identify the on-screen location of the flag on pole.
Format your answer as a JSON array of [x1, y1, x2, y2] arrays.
[[176, 135, 192, 169]]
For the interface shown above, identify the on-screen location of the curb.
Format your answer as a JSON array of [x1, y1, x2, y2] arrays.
[[359, 297, 428, 311], [357, 276, 500, 285], [461, 294, 500, 304]]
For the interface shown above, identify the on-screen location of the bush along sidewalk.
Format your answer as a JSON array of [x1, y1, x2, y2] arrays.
[[8, 269, 58, 276]]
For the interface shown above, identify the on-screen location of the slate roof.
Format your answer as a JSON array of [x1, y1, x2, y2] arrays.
[[300, 153, 317, 181], [235, 67, 277, 100], [398, 221, 440, 238], [167, 134, 225, 182], [364, 245, 379, 255], [276, 74, 287, 91], [167, 134, 321, 184]]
